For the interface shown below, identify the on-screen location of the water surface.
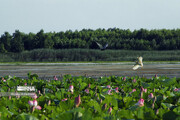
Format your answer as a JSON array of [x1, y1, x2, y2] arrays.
[[0, 62, 180, 79]]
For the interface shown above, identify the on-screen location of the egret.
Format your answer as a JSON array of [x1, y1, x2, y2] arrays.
[[132, 56, 143, 70]]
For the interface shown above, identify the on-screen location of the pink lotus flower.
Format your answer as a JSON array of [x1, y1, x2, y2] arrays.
[[2, 77, 6, 82], [84, 89, 89, 94], [69, 85, 74, 93], [62, 98, 68, 102], [75, 95, 81, 107], [28, 101, 34, 106], [129, 89, 136, 94], [174, 88, 180, 92], [123, 77, 126, 81], [35, 106, 42, 110], [141, 87, 147, 93], [136, 98, 144, 107], [38, 90, 41, 94], [108, 107, 112, 114], [133, 79, 136, 83], [148, 93, 154, 99], [31, 93, 37, 99], [115, 87, 119, 93], [144, 89, 147, 93], [28, 100, 42, 110], [54, 76, 58, 80], [107, 89, 112, 95], [24, 83, 27, 86], [106, 85, 111, 89]]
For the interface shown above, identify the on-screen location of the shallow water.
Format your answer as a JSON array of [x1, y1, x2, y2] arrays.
[[0, 62, 180, 79]]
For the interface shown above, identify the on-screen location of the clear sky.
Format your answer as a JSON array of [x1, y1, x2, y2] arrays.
[[0, 0, 180, 35]]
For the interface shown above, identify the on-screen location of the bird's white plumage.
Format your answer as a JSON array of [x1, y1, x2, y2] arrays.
[[132, 64, 141, 70], [133, 56, 143, 70], [138, 56, 143, 67]]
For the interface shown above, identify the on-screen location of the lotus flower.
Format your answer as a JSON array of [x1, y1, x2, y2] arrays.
[[144, 88, 147, 93], [2, 77, 6, 82], [148, 93, 154, 99], [106, 85, 111, 89], [48, 100, 51, 106], [28, 100, 42, 110], [129, 89, 136, 94], [136, 98, 144, 107], [133, 79, 136, 83], [84, 89, 89, 94], [54, 76, 58, 80], [69, 85, 74, 93], [123, 77, 126, 81], [141, 87, 147, 93], [24, 83, 27, 86], [115, 87, 119, 93], [62, 98, 68, 102], [2, 78, 6, 82], [75, 95, 81, 107], [108, 107, 112, 114], [31, 93, 37, 99], [174, 88, 180, 92], [9, 96, 11, 100], [38, 90, 41, 95], [107, 89, 112, 95]]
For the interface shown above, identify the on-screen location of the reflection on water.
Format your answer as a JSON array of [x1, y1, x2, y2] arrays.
[[0, 63, 180, 79]]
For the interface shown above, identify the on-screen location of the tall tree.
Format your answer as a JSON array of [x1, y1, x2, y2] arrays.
[[0, 32, 12, 52], [11, 30, 24, 52]]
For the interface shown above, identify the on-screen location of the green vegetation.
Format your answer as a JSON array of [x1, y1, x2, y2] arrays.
[[0, 74, 179, 119], [0, 28, 180, 53], [0, 49, 180, 62]]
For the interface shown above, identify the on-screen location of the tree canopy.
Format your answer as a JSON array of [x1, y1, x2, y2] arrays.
[[0, 28, 180, 53]]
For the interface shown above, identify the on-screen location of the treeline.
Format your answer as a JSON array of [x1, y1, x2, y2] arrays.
[[0, 28, 180, 53], [0, 49, 180, 62]]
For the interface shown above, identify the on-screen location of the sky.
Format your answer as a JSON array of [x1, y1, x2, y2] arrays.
[[0, 0, 180, 35]]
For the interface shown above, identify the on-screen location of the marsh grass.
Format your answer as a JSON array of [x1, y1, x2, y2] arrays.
[[0, 49, 180, 62]]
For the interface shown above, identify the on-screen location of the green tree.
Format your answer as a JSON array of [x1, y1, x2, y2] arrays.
[[33, 29, 45, 49], [0, 32, 12, 52], [44, 34, 54, 49], [0, 43, 7, 53], [11, 30, 24, 52]]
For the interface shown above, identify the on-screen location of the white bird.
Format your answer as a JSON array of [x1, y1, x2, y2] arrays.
[[138, 56, 143, 67], [132, 56, 143, 70]]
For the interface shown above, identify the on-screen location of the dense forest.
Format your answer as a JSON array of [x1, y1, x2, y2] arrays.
[[0, 28, 180, 53]]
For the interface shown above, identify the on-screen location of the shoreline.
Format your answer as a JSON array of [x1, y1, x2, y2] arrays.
[[0, 61, 180, 66]]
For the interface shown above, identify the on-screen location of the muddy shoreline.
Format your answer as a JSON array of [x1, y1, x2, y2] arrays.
[[0, 62, 180, 79]]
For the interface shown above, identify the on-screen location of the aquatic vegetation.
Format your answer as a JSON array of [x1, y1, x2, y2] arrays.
[[0, 74, 179, 119]]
